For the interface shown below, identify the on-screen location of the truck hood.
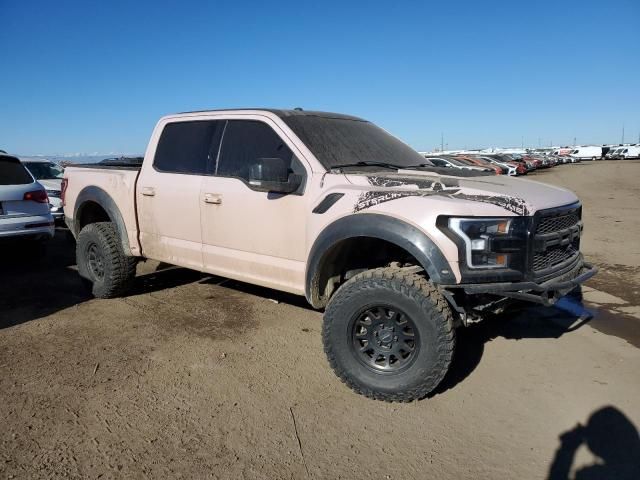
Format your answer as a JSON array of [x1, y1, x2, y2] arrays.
[[345, 170, 578, 216], [38, 179, 63, 192]]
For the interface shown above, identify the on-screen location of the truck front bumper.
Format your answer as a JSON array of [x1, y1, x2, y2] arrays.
[[441, 260, 597, 307]]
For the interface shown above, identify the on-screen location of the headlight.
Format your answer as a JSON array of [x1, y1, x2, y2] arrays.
[[449, 218, 513, 269]]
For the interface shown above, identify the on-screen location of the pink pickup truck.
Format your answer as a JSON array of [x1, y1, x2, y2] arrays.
[[63, 109, 596, 401]]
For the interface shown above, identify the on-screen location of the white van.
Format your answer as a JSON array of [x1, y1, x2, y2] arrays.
[[619, 146, 640, 159], [570, 146, 603, 161]]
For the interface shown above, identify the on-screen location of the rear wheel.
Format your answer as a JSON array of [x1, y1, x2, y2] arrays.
[[323, 267, 455, 402], [76, 222, 137, 298]]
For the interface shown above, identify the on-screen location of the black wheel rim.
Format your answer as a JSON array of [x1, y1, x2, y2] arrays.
[[86, 242, 105, 280], [350, 305, 420, 373]]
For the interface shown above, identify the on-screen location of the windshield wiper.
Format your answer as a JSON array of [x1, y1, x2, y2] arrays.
[[329, 161, 406, 172]]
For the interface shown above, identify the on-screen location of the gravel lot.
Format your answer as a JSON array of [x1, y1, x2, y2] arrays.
[[1, 161, 639, 479]]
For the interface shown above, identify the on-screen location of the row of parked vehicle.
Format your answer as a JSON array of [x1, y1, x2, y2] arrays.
[[603, 145, 640, 159], [551, 145, 640, 160], [422, 151, 572, 176]]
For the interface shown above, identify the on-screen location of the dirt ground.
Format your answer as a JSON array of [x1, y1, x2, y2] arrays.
[[1, 161, 639, 479]]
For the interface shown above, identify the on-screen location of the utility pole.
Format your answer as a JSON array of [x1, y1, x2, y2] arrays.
[[441, 132, 444, 152], [538, 137, 541, 148], [521, 136, 524, 149], [573, 137, 576, 146]]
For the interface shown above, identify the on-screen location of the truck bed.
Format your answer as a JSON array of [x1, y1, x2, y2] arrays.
[[71, 156, 144, 170], [63, 164, 142, 256]]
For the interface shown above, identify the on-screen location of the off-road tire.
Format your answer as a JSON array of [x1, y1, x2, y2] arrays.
[[323, 267, 455, 402], [76, 222, 137, 298]]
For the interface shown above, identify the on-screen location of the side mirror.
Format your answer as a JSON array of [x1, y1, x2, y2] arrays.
[[249, 158, 302, 194]]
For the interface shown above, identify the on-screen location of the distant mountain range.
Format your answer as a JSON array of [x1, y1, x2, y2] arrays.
[[16, 154, 142, 164]]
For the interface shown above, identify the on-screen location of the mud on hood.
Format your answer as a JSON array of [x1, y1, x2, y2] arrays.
[[345, 171, 578, 216]]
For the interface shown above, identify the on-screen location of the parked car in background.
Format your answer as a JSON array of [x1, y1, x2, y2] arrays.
[[479, 156, 519, 176], [570, 146, 602, 161], [424, 156, 495, 173], [0, 154, 55, 243], [21, 158, 65, 224], [497, 153, 536, 172], [454, 155, 505, 175], [605, 147, 624, 159]]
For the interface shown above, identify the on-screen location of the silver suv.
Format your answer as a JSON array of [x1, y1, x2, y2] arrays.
[[0, 154, 55, 242]]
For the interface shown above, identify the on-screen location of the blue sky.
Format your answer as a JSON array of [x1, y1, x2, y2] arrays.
[[1, 0, 638, 155]]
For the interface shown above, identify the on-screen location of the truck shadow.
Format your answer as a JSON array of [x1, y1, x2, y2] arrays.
[[432, 293, 595, 397], [0, 231, 90, 329], [0, 237, 609, 402], [0, 234, 202, 329]]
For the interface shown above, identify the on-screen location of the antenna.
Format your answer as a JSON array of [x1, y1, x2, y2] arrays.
[[622, 123, 625, 144], [441, 132, 444, 152]]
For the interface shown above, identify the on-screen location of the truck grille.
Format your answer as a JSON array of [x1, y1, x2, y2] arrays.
[[536, 211, 581, 234], [532, 205, 582, 278]]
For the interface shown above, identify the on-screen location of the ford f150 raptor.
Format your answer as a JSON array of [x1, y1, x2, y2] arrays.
[[62, 109, 596, 401]]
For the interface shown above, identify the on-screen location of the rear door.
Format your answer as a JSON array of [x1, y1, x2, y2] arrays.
[[136, 120, 225, 270], [199, 117, 309, 294]]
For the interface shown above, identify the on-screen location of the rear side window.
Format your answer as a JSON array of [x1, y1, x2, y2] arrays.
[[0, 157, 34, 185], [154, 120, 225, 174], [216, 120, 298, 181]]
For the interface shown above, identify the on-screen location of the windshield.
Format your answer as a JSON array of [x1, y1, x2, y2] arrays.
[[280, 115, 427, 169], [24, 162, 63, 180]]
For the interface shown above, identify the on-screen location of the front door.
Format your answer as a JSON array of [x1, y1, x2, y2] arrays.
[[200, 118, 309, 294]]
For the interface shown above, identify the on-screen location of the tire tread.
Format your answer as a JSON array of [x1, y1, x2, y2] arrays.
[[323, 267, 455, 402], [76, 222, 137, 298]]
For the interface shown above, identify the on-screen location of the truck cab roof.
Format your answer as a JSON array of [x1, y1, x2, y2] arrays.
[[176, 108, 365, 122]]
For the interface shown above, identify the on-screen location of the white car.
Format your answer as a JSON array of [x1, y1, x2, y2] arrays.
[[0, 154, 55, 242], [21, 158, 65, 224]]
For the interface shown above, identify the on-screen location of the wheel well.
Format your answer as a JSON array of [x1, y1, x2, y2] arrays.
[[77, 201, 110, 231], [311, 237, 422, 308]]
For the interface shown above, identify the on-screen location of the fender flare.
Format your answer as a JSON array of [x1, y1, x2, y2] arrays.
[[305, 213, 456, 307], [72, 186, 133, 256]]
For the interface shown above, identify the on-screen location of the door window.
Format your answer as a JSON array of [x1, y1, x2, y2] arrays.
[[154, 120, 225, 174], [216, 120, 304, 182]]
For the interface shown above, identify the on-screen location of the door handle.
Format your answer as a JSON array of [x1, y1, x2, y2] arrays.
[[203, 193, 222, 204], [141, 187, 155, 197]]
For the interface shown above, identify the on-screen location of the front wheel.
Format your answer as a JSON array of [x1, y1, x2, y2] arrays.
[[76, 222, 137, 298], [323, 267, 455, 402]]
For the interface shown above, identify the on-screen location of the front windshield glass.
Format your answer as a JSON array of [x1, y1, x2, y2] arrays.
[[24, 162, 63, 180], [280, 115, 427, 169]]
